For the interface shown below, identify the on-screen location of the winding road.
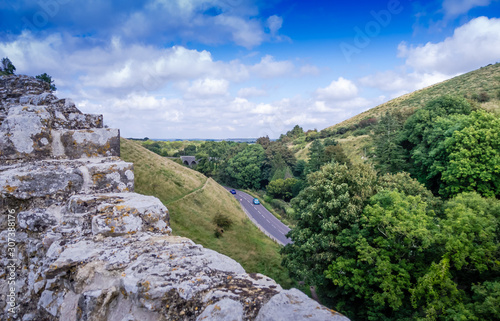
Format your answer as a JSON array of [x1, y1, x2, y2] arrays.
[[223, 187, 293, 246]]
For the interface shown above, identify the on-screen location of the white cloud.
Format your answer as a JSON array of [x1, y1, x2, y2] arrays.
[[214, 15, 265, 48], [237, 86, 267, 97], [360, 70, 450, 93], [184, 78, 229, 98], [300, 64, 320, 76], [251, 55, 295, 78], [399, 16, 500, 75], [315, 77, 359, 101], [442, 0, 492, 17], [360, 17, 500, 96], [267, 15, 283, 37]]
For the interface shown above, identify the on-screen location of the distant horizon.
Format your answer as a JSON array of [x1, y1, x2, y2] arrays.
[[2, 1, 500, 138], [126, 137, 260, 142]]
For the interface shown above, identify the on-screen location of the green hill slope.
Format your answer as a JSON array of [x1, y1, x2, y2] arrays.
[[120, 138, 293, 287], [329, 62, 500, 132], [295, 63, 500, 161]]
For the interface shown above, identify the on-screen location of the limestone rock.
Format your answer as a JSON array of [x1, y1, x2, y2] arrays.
[[0, 75, 349, 320]]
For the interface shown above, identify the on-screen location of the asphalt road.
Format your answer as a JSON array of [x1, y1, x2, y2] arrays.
[[224, 187, 293, 245]]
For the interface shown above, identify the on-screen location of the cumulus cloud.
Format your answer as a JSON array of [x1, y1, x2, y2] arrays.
[[399, 16, 500, 75], [267, 15, 283, 37], [315, 77, 359, 101], [214, 15, 265, 48], [360, 17, 500, 96], [359, 70, 450, 93], [442, 0, 492, 17], [237, 86, 267, 97], [251, 55, 295, 78], [184, 78, 229, 98]]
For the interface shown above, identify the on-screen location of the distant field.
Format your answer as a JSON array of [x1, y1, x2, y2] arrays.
[[120, 138, 294, 288]]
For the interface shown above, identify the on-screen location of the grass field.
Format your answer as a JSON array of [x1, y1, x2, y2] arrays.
[[120, 138, 294, 288]]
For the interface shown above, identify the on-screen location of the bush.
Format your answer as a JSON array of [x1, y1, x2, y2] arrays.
[[213, 213, 233, 230], [478, 91, 490, 102], [357, 117, 377, 128], [213, 213, 233, 238], [352, 128, 368, 136]]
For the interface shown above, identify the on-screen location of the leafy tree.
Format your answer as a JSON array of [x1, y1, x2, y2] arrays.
[[281, 162, 377, 294], [325, 190, 437, 320], [411, 192, 500, 320], [324, 144, 350, 165], [305, 139, 324, 173], [35, 72, 57, 91], [440, 110, 500, 198], [377, 172, 440, 211], [0, 57, 16, 75], [286, 124, 304, 138], [266, 177, 298, 201], [293, 159, 307, 178], [225, 144, 266, 189], [256, 135, 271, 149], [406, 110, 500, 198], [371, 111, 407, 174], [401, 96, 471, 186], [183, 144, 197, 155]]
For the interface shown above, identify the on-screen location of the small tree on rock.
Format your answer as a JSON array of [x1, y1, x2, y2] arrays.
[[0, 57, 16, 75], [35, 73, 57, 91]]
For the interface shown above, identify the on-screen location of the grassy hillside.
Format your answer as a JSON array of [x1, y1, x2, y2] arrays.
[[295, 63, 500, 161], [328, 63, 500, 132], [120, 138, 293, 288]]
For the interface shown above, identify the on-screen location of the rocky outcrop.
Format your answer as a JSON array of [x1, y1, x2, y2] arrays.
[[0, 75, 348, 320]]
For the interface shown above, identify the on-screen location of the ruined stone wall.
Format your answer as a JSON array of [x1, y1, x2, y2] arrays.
[[0, 75, 348, 321]]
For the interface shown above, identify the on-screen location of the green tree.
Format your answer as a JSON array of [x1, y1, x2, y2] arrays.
[[225, 144, 266, 189], [440, 110, 500, 198], [305, 139, 325, 173], [371, 111, 407, 174], [325, 190, 437, 320], [324, 144, 350, 165], [266, 177, 298, 201], [377, 172, 440, 211], [293, 159, 307, 178], [287, 124, 304, 138], [281, 162, 377, 293], [0, 57, 16, 75], [411, 192, 500, 320], [35, 72, 57, 91], [401, 96, 472, 191]]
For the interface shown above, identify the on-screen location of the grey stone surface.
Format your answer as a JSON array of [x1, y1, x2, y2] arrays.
[[0, 75, 348, 320], [256, 288, 349, 321]]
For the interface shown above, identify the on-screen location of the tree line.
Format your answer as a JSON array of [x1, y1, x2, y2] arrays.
[[282, 96, 500, 320]]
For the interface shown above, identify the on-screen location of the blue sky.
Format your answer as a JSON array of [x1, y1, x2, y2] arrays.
[[1, 0, 500, 139]]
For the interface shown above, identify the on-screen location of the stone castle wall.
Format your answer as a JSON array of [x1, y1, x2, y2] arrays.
[[0, 75, 348, 321]]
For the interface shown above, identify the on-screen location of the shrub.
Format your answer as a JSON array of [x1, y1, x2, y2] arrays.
[[213, 213, 233, 230], [478, 91, 490, 102], [357, 117, 377, 128]]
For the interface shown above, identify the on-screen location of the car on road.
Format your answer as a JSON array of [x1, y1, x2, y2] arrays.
[[230, 189, 236, 194], [253, 198, 260, 205]]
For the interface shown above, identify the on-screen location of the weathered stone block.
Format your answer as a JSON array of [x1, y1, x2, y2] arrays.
[[62, 193, 169, 236], [58, 128, 120, 159], [85, 161, 134, 193], [0, 163, 84, 200]]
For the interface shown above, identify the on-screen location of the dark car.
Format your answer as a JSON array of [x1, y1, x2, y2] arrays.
[[230, 189, 236, 194], [253, 198, 260, 205]]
